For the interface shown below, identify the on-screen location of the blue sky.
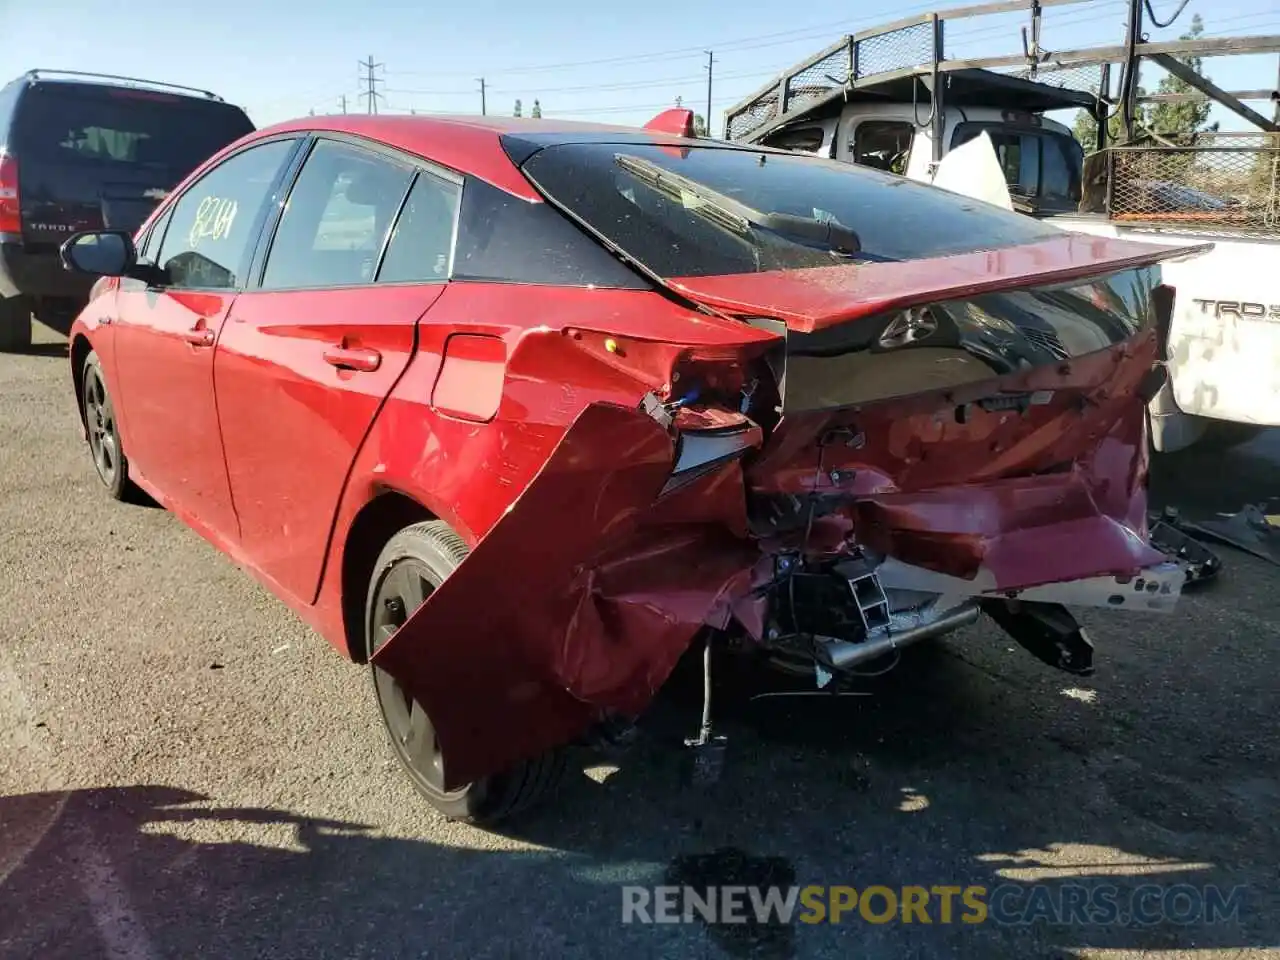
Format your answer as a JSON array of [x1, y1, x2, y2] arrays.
[[2, 0, 1277, 134]]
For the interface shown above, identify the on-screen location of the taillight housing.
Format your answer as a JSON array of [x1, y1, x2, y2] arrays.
[[0, 152, 19, 234]]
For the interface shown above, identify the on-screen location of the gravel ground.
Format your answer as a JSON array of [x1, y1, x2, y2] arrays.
[[2, 322, 1278, 960]]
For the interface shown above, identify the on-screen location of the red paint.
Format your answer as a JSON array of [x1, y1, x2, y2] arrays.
[[66, 115, 1195, 793], [214, 284, 440, 607], [643, 108, 696, 138], [111, 285, 241, 538], [669, 233, 1212, 332], [371, 402, 757, 788], [431, 334, 507, 422]]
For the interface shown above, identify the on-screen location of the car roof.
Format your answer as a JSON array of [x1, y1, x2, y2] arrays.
[[249, 113, 713, 198]]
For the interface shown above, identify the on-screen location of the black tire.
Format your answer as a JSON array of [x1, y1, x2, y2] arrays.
[[0, 294, 33, 352], [80, 350, 135, 501], [1196, 421, 1265, 451], [365, 520, 565, 824]]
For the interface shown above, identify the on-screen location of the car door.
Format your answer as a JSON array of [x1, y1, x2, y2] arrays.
[[111, 136, 301, 541], [215, 137, 460, 605]]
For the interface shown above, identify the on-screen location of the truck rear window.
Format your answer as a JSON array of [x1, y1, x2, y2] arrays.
[[950, 122, 1083, 209], [14, 86, 254, 177], [519, 141, 1063, 278]]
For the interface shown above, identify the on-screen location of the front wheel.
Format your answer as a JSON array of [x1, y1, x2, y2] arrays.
[[365, 520, 565, 824], [80, 350, 135, 501]]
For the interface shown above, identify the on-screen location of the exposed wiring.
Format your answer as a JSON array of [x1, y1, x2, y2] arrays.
[[843, 647, 903, 678], [911, 76, 937, 129], [1144, 0, 1191, 29]]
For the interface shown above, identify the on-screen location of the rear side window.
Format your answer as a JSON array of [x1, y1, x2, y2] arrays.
[[260, 139, 414, 290], [519, 141, 1061, 279], [851, 120, 913, 173], [951, 122, 1083, 208], [451, 175, 647, 289], [377, 172, 461, 284], [12, 85, 253, 179]]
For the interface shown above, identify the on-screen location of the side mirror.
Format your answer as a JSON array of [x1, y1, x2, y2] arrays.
[[60, 230, 136, 278]]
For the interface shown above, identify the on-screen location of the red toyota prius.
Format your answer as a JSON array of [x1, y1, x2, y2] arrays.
[[61, 111, 1199, 826]]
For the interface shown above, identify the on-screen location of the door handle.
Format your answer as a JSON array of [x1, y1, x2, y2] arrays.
[[182, 326, 215, 347], [323, 345, 382, 372]]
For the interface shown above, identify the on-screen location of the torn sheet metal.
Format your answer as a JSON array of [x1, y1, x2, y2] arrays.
[[370, 401, 759, 790]]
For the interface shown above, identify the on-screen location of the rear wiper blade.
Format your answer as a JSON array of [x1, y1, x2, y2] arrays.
[[752, 211, 861, 255], [615, 153, 753, 235], [614, 153, 862, 254]]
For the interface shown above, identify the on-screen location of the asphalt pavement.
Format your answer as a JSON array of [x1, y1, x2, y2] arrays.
[[2, 322, 1278, 960]]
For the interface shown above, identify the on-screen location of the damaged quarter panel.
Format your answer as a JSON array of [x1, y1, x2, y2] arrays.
[[357, 283, 773, 788]]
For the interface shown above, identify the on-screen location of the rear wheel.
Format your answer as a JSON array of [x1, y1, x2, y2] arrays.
[[365, 520, 565, 824], [0, 294, 33, 352], [80, 351, 134, 501]]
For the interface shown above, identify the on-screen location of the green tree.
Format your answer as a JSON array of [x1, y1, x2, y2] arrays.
[[692, 113, 708, 136], [513, 98, 522, 118], [1071, 14, 1218, 149], [1147, 14, 1218, 140], [531, 99, 542, 119]]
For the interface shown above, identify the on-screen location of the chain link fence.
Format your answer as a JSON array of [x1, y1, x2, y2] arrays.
[[726, 22, 936, 142], [1106, 133, 1280, 234], [998, 62, 1105, 97]]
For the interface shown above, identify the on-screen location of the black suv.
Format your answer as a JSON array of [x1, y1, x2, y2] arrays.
[[0, 70, 255, 350]]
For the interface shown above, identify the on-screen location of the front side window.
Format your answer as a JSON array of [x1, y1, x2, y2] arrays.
[[154, 138, 296, 290], [260, 139, 414, 290]]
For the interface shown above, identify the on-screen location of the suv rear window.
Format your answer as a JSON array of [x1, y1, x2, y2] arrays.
[[13, 85, 254, 177], [519, 141, 1061, 278]]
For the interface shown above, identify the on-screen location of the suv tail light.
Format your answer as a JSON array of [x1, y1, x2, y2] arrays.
[[0, 153, 20, 234]]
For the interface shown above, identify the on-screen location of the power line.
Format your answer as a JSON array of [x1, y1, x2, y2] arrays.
[[384, 0, 965, 78], [359, 56, 385, 115]]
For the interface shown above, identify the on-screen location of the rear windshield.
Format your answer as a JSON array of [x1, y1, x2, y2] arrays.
[[14, 85, 254, 179], [519, 142, 1063, 278]]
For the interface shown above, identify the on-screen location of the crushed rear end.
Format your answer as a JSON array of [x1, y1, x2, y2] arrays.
[[373, 138, 1209, 789]]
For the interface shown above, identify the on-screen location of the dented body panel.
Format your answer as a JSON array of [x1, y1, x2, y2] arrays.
[[372, 228, 1202, 790]]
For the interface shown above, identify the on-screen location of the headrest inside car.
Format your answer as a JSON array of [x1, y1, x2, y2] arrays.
[[342, 168, 389, 206]]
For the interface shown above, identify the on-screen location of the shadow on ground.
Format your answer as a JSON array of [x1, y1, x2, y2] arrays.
[[1148, 427, 1280, 515], [4, 631, 1275, 960]]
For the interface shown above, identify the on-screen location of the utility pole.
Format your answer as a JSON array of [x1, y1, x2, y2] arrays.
[[359, 56, 384, 115], [478, 77, 487, 116], [339, 94, 348, 114], [704, 50, 714, 137], [1274, 55, 1280, 125], [1023, 0, 1043, 80]]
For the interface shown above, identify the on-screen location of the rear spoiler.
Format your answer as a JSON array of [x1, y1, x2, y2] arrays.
[[666, 234, 1216, 334], [644, 107, 696, 138]]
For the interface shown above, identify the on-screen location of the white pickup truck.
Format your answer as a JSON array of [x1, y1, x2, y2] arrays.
[[725, 47, 1280, 453]]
